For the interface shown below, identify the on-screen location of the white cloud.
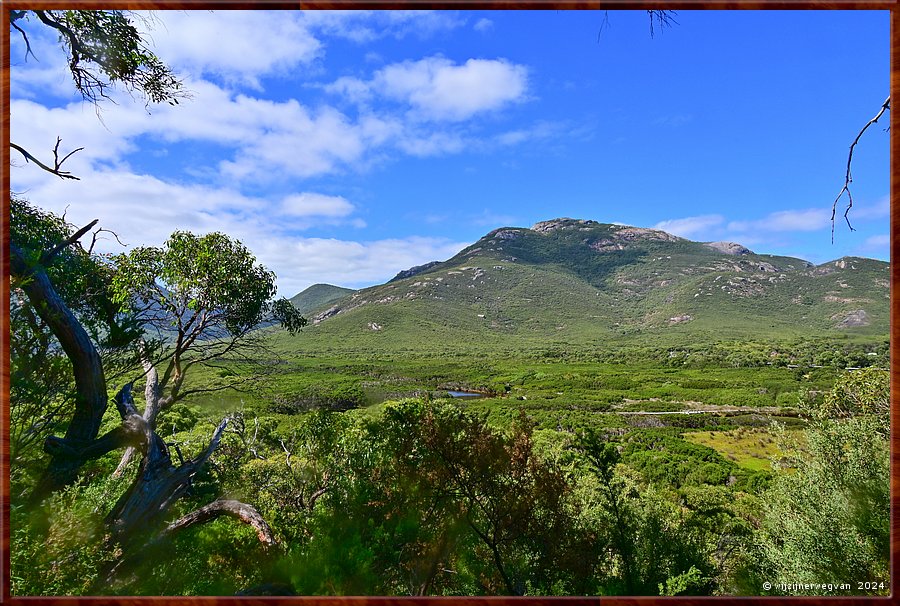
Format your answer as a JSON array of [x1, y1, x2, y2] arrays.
[[494, 121, 562, 146], [217, 103, 371, 180], [323, 75, 374, 104], [328, 56, 529, 122], [12, 63, 535, 188], [849, 195, 890, 220], [653, 214, 724, 239], [376, 57, 529, 121], [396, 131, 466, 156], [12, 163, 466, 297], [9, 20, 81, 101], [281, 193, 354, 217], [851, 233, 890, 261], [14, 10, 466, 96], [12, 170, 269, 257], [863, 234, 890, 248], [146, 11, 322, 87], [474, 18, 494, 33], [301, 10, 465, 44], [8, 57, 74, 102], [273, 236, 469, 293], [728, 208, 831, 233], [10, 79, 394, 185]]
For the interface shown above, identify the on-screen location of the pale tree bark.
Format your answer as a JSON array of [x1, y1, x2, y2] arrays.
[[161, 499, 276, 546], [113, 342, 163, 477]]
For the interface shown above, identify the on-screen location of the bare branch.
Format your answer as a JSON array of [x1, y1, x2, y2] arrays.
[[88, 226, 128, 255], [102, 497, 275, 588], [162, 499, 276, 546], [113, 382, 140, 419], [192, 417, 229, 468], [10, 140, 83, 180], [648, 10, 678, 38], [11, 17, 37, 62], [39, 219, 99, 265], [43, 419, 144, 461], [831, 96, 890, 242]]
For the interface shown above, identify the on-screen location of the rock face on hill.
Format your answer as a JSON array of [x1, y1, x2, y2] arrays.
[[532, 218, 599, 233], [293, 218, 889, 342], [389, 261, 442, 282], [705, 241, 753, 256]]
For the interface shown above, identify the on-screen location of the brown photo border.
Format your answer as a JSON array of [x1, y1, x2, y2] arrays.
[[1, 1, 897, 603]]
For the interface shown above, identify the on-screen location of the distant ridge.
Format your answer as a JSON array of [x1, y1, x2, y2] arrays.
[[295, 218, 889, 344], [289, 283, 355, 316]]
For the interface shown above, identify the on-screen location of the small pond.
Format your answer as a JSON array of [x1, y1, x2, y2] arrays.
[[447, 390, 486, 399]]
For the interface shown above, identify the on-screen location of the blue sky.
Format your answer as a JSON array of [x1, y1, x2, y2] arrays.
[[10, 10, 889, 296]]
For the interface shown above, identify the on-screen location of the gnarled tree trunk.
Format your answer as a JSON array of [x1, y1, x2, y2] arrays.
[[12, 236, 277, 590], [11, 242, 108, 500]]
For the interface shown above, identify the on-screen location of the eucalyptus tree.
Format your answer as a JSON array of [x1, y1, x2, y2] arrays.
[[109, 231, 306, 476], [755, 369, 890, 594], [7, 9, 307, 591], [11, 209, 305, 587], [9, 198, 142, 489]]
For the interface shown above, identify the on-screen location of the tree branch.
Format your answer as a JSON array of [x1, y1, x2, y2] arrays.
[[162, 499, 276, 546], [647, 10, 678, 38], [10, 140, 83, 180], [831, 96, 890, 242], [39, 219, 98, 265], [43, 420, 144, 461], [88, 226, 127, 255], [12, 242, 109, 496], [101, 497, 275, 590], [11, 15, 37, 62]]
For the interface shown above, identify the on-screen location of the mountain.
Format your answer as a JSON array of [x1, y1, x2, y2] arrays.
[[289, 284, 355, 317], [289, 218, 889, 351]]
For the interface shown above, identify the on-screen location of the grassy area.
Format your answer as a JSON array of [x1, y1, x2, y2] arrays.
[[683, 427, 803, 471]]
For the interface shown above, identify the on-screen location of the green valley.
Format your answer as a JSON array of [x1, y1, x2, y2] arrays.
[[12, 217, 890, 597]]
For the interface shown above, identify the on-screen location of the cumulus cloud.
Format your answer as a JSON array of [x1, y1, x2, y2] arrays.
[[136, 11, 464, 88], [11, 163, 466, 296], [11, 78, 396, 185], [9, 11, 524, 297], [147, 11, 321, 87], [328, 56, 529, 122], [653, 214, 725, 239], [377, 56, 528, 121]]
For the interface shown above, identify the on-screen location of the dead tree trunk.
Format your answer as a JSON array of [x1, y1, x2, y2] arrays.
[[100, 498, 277, 590], [104, 383, 226, 543], [112, 344, 162, 478]]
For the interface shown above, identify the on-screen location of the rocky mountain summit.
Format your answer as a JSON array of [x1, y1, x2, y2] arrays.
[[291, 218, 889, 342]]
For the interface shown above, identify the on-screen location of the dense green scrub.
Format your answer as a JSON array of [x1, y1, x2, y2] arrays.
[[10, 343, 889, 596]]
